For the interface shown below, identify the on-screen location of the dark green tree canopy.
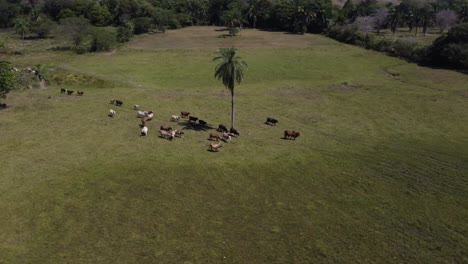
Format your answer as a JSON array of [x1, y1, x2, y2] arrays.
[[213, 47, 247, 91]]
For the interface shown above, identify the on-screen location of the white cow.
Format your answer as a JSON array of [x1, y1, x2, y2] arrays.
[[141, 126, 148, 136]]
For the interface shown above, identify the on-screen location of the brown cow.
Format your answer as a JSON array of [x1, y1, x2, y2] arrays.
[[141, 117, 150, 127], [208, 142, 223, 152], [181, 111, 190, 118], [284, 130, 300, 140], [209, 133, 221, 141], [160, 125, 172, 131]]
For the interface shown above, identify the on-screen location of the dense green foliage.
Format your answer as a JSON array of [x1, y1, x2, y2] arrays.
[[0, 60, 14, 99], [327, 25, 429, 63], [430, 23, 468, 69]]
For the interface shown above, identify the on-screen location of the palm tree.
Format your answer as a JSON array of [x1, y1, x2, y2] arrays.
[[213, 47, 247, 130], [14, 17, 30, 51]]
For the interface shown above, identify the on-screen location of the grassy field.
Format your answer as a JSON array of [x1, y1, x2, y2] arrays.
[[1, 27, 467, 263]]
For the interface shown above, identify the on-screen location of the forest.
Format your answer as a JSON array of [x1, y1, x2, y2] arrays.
[[1, 0, 468, 68]]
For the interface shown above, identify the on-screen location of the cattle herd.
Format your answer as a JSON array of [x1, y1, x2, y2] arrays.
[[57, 88, 301, 152]]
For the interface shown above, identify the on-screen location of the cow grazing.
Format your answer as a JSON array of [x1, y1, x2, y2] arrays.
[[141, 117, 150, 127], [229, 128, 240, 137], [160, 125, 172, 131], [174, 130, 184, 138], [77, 91, 84, 96], [60, 88, 66, 93], [160, 130, 174, 140], [137, 111, 148, 118], [198, 120, 207, 127], [222, 132, 231, 142], [266, 117, 278, 126], [209, 133, 222, 141], [146, 111, 154, 120], [108, 109, 116, 117], [115, 100, 123, 106], [189, 116, 198, 123], [209, 142, 223, 152], [67, 90, 74, 95], [141, 126, 148, 136], [180, 111, 190, 118], [284, 130, 300, 140], [217, 124, 228, 133], [110, 99, 116, 104], [170, 115, 180, 122], [133, 105, 141, 110]]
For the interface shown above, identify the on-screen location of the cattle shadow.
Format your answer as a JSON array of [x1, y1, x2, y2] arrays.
[[179, 121, 214, 132]]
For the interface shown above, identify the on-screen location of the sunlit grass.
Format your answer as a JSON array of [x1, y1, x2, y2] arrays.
[[0, 27, 467, 263]]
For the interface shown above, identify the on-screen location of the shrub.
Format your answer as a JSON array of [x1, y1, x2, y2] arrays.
[[326, 25, 429, 64], [117, 21, 134, 43], [430, 23, 468, 70], [0, 61, 15, 99], [89, 27, 117, 52], [133, 17, 152, 34], [32, 18, 56, 38]]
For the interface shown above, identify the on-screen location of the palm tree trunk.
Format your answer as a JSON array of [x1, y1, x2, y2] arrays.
[[231, 88, 235, 129]]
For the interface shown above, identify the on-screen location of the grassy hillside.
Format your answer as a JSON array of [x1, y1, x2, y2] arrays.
[[0, 27, 467, 263]]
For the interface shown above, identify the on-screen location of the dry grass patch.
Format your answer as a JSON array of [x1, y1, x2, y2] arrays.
[[128, 26, 333, 51]]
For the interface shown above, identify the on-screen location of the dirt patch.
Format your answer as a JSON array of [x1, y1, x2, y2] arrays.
[[128, 26, 332, 50]]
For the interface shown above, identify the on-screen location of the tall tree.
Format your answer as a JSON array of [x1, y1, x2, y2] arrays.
[[213, 47, 247, 129], [246, 0, 272, 29], [14, 17, 30, 51]]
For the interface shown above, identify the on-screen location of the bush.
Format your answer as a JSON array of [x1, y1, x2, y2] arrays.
[[326, 25, 429, 64], [89, 27, 117, 52], [430, 23, 468, 70], [133, 17, 152, 34], [0, 61, 15, 98], [32, 18, 56, 38], [117, 21, 134, 43]]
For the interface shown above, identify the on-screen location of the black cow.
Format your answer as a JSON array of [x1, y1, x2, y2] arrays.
[[230, 127, 240, 137], [198, 120, 207, 127], [266, 117, 278, 126], [115, 100, 123, 106], [217, 124, 228, 133], [189, 116, 198, 122]]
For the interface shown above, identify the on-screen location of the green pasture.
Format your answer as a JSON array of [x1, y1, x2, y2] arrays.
[[0, 27, 467, 263]]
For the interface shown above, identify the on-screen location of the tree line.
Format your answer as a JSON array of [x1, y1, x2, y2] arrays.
[[0, 0, 467, 69]]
